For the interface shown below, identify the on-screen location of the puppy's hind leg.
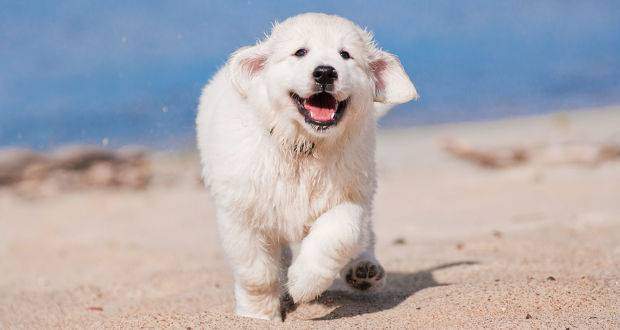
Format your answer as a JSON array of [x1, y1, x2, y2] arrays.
[[218, 213, 283, 321], [287, 203, 368, 303]]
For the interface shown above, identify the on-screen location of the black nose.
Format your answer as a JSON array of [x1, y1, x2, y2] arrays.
[[313, 65, 338, 85]]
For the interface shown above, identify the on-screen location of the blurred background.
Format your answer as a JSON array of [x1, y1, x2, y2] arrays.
[[2, 0, 619, 150], [2, 2, 620, 327]]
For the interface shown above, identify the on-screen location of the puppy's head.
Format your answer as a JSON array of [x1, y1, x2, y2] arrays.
[[228, 13, 418, 139]]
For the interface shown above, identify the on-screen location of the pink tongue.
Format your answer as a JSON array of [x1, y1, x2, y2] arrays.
[[304, 102, 336, 122]]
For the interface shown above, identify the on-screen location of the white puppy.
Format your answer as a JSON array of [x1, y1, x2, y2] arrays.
[[196, 13, 417, 321]]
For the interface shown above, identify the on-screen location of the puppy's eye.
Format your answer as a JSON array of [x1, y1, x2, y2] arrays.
[[294, 48, 308, 57], [339, 50, 352, 60]]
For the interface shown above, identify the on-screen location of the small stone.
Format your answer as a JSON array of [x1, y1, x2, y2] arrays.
[[392, 237, 406, 245], [547, 276, 556, 281], [526, 314, 532, 319]]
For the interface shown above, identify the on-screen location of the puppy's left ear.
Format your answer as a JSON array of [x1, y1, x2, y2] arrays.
[[370, 50, 418, 104], [228, 44, 268, 97]]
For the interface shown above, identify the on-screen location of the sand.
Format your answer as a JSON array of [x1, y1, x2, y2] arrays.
[[1, 108, 619, 328]]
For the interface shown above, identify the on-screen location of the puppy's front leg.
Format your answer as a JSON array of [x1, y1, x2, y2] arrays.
[[287, 202, 368, 303], [218, 214, 282, 321]]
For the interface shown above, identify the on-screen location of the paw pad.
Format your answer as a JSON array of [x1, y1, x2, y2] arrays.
[[345, 261, 385, 291]]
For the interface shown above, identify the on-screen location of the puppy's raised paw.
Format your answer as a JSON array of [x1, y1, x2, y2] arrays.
[[344, 260, 386, 291]]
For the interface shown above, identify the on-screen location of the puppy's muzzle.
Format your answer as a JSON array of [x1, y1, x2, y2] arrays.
[[313, 65, 337, 92]]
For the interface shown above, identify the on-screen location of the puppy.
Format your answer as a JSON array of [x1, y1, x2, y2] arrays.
[[196, 13, 417, 320]]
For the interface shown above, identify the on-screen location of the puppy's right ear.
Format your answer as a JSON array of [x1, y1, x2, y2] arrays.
[[228, 44, 268, 97]]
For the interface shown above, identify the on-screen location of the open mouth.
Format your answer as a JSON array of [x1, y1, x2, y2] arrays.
[[290, 92, 348, 130]]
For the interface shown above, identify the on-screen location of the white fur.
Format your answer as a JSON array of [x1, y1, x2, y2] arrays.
[[196, 13, 417, 320]]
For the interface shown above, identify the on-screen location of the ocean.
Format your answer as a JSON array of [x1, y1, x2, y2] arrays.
[[1, 1, 619, 149]]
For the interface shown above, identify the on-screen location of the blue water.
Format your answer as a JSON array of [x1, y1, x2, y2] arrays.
[[1, 1, 619, 149]]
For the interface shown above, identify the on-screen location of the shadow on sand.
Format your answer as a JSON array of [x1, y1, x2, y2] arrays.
[[313, 261, 478, 320]]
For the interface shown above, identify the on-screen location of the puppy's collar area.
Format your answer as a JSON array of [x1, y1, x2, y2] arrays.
[[290, 92, 348, 130], [292, 140, 315, 155], [267, 126, 316, 156]]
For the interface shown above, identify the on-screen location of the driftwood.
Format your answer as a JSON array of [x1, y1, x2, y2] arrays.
[[0, 149, 51, 185], [441, 138, 620, 169], [0, 146, 151, 192], [441, 139, 529, 169]]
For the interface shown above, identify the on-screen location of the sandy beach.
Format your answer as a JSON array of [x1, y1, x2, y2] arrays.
[[1, 107, 619, 328]]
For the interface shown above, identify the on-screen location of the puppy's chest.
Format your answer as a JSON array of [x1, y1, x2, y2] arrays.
[[250, 157, 364, 238]]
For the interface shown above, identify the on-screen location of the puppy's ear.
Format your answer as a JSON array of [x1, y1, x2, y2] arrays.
[[370, 50, 418, 104], [228, 44, 268, 97]]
